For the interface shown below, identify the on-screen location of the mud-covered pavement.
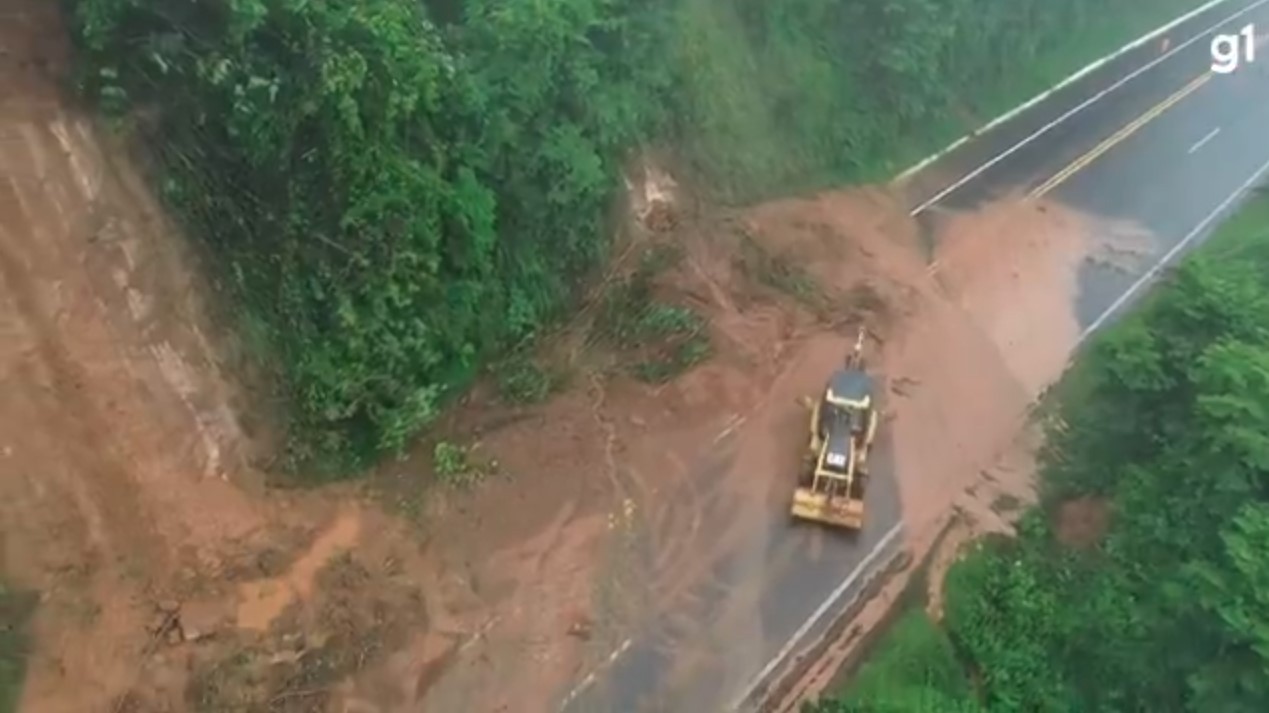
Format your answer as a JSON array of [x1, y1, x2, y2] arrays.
[[551, 191, 1129, 713]]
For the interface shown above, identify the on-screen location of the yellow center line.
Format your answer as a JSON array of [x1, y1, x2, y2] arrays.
[[1028, 70, 1214, 199]]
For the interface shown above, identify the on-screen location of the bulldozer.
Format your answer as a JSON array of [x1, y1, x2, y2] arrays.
[[791, 327, 878, 530]]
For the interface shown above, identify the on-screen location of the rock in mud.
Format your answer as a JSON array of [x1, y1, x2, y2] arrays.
[[566, 618, 593, 641], [165, 625, 184, 647]]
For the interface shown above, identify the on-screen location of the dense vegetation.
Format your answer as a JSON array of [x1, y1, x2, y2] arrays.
[[67, 0, 1209, 472], [811, 193, 1269, 713], [0, 584, 35, 713]]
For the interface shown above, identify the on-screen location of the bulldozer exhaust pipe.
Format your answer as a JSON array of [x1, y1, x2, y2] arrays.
[[846, 326, 865, 368]]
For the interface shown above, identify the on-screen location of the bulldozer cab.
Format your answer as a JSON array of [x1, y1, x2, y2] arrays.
[[820, 370, 874, 439], [821, 327, 873, 436]]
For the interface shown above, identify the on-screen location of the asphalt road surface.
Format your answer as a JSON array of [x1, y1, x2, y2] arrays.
[[557, 1, 1269, 710]]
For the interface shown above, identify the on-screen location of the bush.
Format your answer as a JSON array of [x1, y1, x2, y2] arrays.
[[0, 584, 35, 713], [838, 608, 978, 711]]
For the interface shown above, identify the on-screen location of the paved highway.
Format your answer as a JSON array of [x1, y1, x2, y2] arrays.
[[557, 1, 1269, 710]]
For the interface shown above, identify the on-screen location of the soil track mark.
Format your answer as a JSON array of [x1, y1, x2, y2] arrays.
[[0, 4, 285, 709]]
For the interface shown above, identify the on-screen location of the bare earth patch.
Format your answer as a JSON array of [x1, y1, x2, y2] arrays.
[[1055, 496, 1111, 548]]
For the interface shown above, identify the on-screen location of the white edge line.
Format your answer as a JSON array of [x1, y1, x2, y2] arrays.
[[888, 0, 1233, 182], [557, 638, 633, 711], [1188, 126, 1222, 153], [734, 143, 1269, 713], [729, 522, 905, 711], [901, 0, 1269, 217], [893, 0, 1238, 183], [1076, 154, 1269, 343]]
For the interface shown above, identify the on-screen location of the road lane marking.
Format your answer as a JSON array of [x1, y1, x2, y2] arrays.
[[906, 0, 1269, 216], [740, 142, 1269, 713], [557, 638, 633, 711], [1028, 72, 1214, 198], [1189, 126, 1223, 153], [729, 522, 905, 711], [893, 0, 1241, 185], [1077, 152, 1269, 342], [893, 0, 1249, 186]]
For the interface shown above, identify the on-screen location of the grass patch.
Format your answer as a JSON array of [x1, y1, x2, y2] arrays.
[[817, 517, 982, 713], [735, 234, 823, 311], [839, 608, 976, 710], [592, 244, 712, 383], [0, 584, 36, 713], [1199, 188, 1269, 265], [672, 0, 1216, 200], [631, 334, 712, 383], [432, 440, 495, 488], [494, 355, 566, 405]]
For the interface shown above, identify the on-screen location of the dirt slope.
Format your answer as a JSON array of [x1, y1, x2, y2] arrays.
[[2, 5, 259, 709]]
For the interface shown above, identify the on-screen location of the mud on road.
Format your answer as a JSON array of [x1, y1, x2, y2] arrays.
[[1, 4, 1161, 713], [407, 183, 1145, 712]]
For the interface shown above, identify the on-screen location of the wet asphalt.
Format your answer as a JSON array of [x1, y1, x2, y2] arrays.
[[557, 1, 1269, 710]]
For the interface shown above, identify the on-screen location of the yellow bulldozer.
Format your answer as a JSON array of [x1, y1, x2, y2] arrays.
[[791, 328, 878, 530]]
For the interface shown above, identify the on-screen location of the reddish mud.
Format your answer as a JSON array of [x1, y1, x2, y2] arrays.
[[929, 197, 1092, 396], [363, 187, 931, 713], [392, 186, 1105, 712], [0, 5, 283, 710], [1055, 496, 1111, 548], [766, 192, 1117, 709]]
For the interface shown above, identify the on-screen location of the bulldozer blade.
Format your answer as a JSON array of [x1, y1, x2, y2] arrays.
[[790, 487, 864, 529]]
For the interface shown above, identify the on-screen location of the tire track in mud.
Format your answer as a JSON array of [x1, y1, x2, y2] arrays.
[[645, 454, 706, 577], [558, 191, 921, 710], [569, 340, 853, 708], [584, 373, 656, 665], [0, 83, 272, 708], [0, 128, 165, 571]]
